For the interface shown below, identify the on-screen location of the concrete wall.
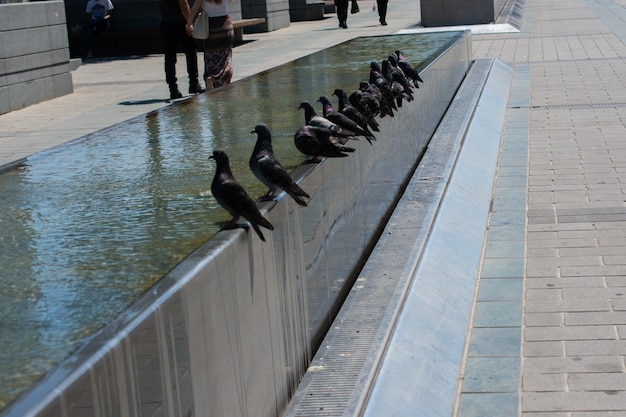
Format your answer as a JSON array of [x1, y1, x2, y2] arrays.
[[420, 0, 507, 26], [0, 1, 73, 115]]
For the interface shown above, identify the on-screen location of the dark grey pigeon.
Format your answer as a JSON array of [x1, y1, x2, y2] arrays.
[[317, 96, 375, 144], [382, 59, 414, 102], [298, 101, 356, 140], [349, 89, 380, 122], [249, 123, 310, 207], [395, 50, 424, 84], [210, 149, 274, 242], [359, 81, 394, 119], [294, 125, 355, 163], [333, 88, 380, 132], [388, 53, 420, 89], [369, 62, 398, 114]]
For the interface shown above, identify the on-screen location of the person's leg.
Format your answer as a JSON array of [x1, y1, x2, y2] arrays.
[[160, 21, 182, 98], [203, 16, 234, 88], [180, 27, 204, 93], [336, 0, 349, 28], [85, 23, 95, 58], [377, 0, 388, 25]]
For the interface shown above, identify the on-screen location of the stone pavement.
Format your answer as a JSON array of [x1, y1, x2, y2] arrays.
[[458, 0, 626, 415], [3, 0, 626, 415]]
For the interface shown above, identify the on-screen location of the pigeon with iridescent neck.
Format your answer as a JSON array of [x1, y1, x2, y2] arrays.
[[249, 123, 310, 207], [210, 150, 274, 241], [317, 96, 375, 144]]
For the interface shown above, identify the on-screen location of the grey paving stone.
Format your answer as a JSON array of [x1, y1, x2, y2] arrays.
[[484, 240, 526, 258], [486, 224, 526, 240], [524, 277, 605, 289], [525, 325, 616, 341], [462, 357, 520, 392], [568, 372, 626, 391], [523, 355, 624, 374], [473, 301, 523, 327], [565, 311, 626, 325], [523, 341, 565, 357], [480, 256, 525, 278], [566, 340, 626, 356], [457, 393, 519, 417], [477, 278, 523, 301], [489, 209, 527, 225], [523, 373, 567, 392], [525, 313, 563, 327], [523, 391, 626, 413], [561, 265, 626, 277], [527, 238, 597, 249], [526, 288, 562, 300], [468, 327, 522, 357], [562, 287, 626, 299], [525, 299, 610, 313]]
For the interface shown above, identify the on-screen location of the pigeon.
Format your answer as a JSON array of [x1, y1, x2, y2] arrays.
[[369, 62, 398, 114], [349, 89, 380, 122], [209, 149, 274, 242], [317, 96, 376, 144], [298, 101, 356, 140], [382, 59, 414, 103], [388, 53, 420, 89], [394, 50, 424, 84], [359, 81, 394, 119], [249, 123, 310, 207], [294, 124, 355, 163], [333, 88, 380, 132]]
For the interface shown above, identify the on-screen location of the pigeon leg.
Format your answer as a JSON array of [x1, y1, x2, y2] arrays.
[[223, 218, 240, 230], [260, 190, 276, 201]]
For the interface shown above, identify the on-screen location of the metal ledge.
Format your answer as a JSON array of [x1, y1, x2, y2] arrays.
[[281, 58, 514, 417]]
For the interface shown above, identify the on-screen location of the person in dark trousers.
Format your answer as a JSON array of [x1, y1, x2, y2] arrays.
[[334, 0, 349, 29], [84, 0, 114, 58], [376, 0, 388, 25], [158, 0, 205, 99]]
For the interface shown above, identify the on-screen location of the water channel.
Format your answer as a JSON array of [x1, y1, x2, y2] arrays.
[[0, 32, 465, 410]]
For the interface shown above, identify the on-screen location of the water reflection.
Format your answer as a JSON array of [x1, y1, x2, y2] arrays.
[[0, 32, 463, 409]]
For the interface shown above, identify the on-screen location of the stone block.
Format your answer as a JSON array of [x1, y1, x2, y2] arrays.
[[1, 2, 49, 31], [0, 86, 9, 114], [45, 1, 68, 26], [48, 24, 70, 51], [53, 73, 74, 97], [0, 1, 73, 115], [8, 77, 54, 112]]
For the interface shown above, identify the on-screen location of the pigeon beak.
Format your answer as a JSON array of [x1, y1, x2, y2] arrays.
[[250, 129, 255, 134]]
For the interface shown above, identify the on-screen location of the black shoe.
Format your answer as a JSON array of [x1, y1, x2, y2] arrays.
[[169, 85, 183, 99], [342, 22, 348, 28], [189, 82, 205, 94]]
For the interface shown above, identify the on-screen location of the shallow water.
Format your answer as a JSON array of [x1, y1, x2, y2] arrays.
[[0, 32, 463, 409]]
